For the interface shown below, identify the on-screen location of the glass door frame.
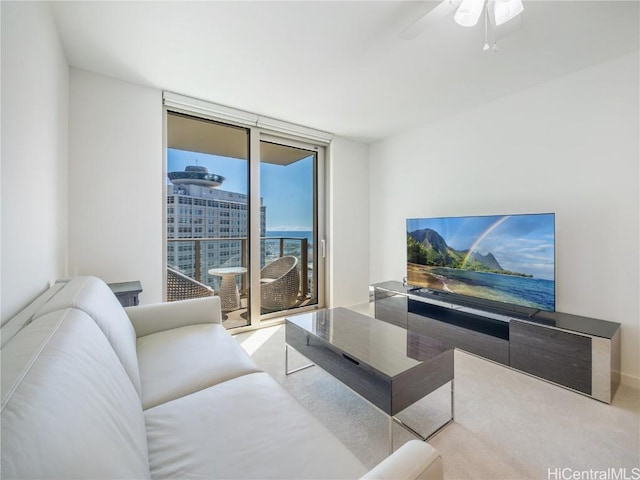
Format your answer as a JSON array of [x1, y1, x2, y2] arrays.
[[250, 132, 326, 328], [163, 104, 327, 332]]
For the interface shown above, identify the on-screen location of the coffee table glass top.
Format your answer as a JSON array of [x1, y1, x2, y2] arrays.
[[286, 307, 450, 378]]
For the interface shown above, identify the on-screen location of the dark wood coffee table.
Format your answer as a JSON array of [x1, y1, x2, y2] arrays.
[[285, 307, 454, 451]]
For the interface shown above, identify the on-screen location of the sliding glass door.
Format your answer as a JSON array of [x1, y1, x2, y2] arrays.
[[165, 109, 325, 329], [166, 112, 251, 328], [259, 139, 321, 318]]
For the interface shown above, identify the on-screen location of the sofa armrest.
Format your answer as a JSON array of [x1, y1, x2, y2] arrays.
[[125, 296, 222, 338], [360, 440, 443, 480]]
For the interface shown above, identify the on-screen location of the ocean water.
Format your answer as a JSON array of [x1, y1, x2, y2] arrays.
[[420, 266, 555, 311], [266, 230, 313, 244], [264, 231, 313, 264]]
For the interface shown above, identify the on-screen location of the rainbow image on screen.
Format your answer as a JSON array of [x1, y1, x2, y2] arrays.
[[406, 213, 555, 311]]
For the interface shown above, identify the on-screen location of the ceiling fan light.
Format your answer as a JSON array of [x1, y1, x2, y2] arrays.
[[493, 0, 524, 26], [454, 0, 485, 27]]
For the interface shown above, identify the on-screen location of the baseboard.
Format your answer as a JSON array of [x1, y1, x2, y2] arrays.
[[620, 372, 640, 390]]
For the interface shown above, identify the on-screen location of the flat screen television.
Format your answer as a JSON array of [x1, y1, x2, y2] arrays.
[[406, 213, 555, 312]]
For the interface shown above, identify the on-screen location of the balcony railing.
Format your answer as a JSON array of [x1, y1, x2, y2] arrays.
[[167, 236, 310, 297]]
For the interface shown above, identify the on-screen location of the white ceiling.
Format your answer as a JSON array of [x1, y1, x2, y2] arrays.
[[50, 1, 639, 143]]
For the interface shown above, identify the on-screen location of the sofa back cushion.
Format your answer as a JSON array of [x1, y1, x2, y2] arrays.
[[33, 276, 142, 396], [1, 308, 151, 480]]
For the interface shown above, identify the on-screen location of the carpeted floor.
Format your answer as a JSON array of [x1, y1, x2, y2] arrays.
[[232, 305, 640, 479]]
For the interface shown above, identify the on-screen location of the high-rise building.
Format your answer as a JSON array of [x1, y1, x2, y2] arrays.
[[167, 166, 266, 288]]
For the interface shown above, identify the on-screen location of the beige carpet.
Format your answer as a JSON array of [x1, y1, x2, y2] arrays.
[[233, 308, 640, 480]]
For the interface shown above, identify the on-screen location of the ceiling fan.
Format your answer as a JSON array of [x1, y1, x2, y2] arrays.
[[400, 0, 525, 51], [454, 0, 523, 27]]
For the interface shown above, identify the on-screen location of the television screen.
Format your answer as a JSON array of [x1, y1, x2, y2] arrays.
[[406, 213, 555, 312]]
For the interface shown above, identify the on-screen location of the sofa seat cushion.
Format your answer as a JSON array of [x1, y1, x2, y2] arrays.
[[32, 276, 142, 396], [137, 323, 261, 410], [145, 372, 366, 479], [1, 309, 150, 480]]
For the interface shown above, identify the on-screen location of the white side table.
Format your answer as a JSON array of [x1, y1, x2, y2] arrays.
[[208, 267, 247, 312]]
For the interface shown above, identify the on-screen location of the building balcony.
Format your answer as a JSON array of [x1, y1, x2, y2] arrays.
[[167, 236, 314, 328]]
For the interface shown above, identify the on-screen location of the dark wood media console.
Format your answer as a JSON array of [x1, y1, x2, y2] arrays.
[[373, 281, 621, 403]]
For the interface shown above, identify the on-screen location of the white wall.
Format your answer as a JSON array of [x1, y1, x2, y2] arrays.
[[369, 53, 640, 386], [1, 2, 69, 324], [328, 137, 370, 308], [68, 69, 163, 303], [67, 69, 369, 309]]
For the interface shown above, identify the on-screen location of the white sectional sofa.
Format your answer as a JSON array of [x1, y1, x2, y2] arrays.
[[1, 276, 443, 479]]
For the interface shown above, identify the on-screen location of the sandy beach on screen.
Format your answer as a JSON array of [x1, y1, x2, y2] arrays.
[[407, 263, 449, 290]]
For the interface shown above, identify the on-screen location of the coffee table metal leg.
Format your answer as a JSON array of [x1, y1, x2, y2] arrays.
[[285, 344, 315, 376], [391, 379, 455, 442]]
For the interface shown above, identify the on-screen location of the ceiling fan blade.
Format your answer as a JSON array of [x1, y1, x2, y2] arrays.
[[493, 0, 524, 26], [399, 1, 459, 40], [454, 0, 485, 27]]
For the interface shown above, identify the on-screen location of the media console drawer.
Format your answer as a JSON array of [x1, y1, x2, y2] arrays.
[[509, 320, 592, 394]]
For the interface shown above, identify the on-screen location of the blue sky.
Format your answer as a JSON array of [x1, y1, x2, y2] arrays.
[[168, 149, 313, 231], [407, 214, 555, 280]]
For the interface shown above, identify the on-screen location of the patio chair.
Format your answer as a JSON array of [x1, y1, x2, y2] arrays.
[[260, 256, 300, 312], [167, 265, 215, 302]]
